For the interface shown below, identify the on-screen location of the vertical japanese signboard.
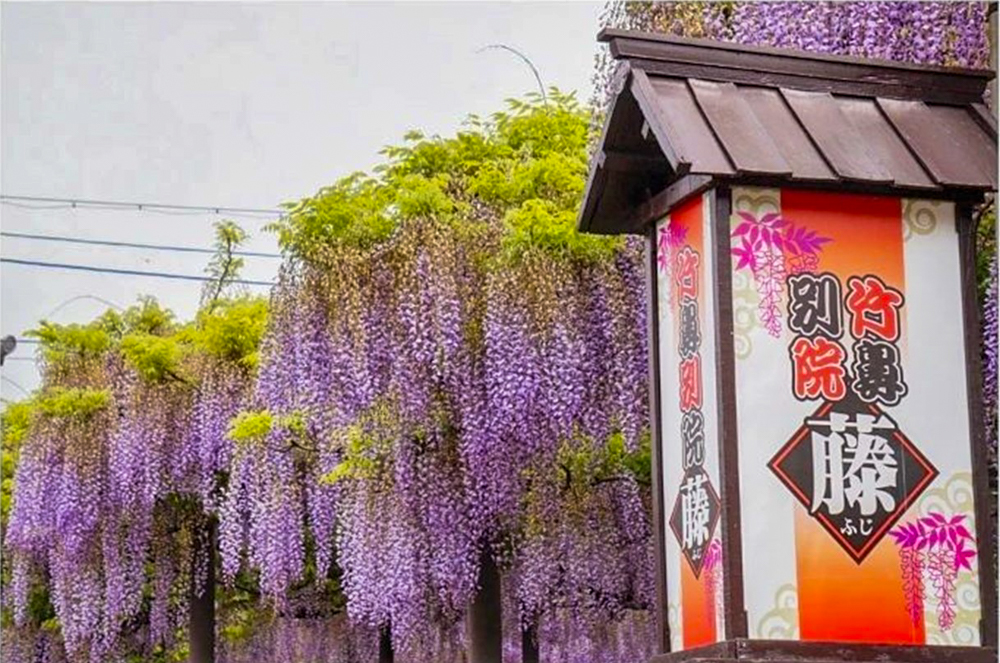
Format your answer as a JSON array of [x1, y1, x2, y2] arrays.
[[656, 192, 724, 650], [729, 187, 983, 645]]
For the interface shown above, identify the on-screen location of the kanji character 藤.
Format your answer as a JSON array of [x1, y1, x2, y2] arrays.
[[680, 471, 711, 554], [807, 412, 899, 517]]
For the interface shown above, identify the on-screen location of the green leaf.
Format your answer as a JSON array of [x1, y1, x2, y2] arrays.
[[227, 410, 274, 444]]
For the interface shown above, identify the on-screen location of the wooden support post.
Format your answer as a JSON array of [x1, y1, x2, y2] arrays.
[[468, 549, 502, 663], [189, 517, 216, 663], [958, 202, 999, 648], [521, 624, 539, 663], [712, 187, 748, 639], [379, 625, 394, 663], [645, 225, 670, 653]]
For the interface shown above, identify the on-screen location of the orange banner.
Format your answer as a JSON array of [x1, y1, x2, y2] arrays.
[[780, 190, 919, 643]]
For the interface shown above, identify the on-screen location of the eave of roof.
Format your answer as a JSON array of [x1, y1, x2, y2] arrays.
[[579, 30, 998, 236]]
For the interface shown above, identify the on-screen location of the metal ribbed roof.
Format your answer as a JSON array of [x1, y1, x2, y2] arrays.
[[580, 29, 998, 235]]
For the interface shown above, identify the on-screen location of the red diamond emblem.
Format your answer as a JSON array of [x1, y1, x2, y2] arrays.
[[668, 467, 720, 578], [769, 391, 937, 563]]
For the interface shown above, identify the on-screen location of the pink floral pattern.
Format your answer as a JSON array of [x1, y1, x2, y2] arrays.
[[730, 212, 831, 337], [889, 512, 977, 630], [657, 223, 689, 307], [702, 539, 723, 626]]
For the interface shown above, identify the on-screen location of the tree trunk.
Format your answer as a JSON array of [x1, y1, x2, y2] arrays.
[[467, 548, 502, 663], [521, 623, 540, 663], [379, 625, 394, 663], [189, 517, 216, 663]]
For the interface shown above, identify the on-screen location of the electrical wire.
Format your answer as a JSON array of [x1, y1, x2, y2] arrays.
[[1, 231, 283, 258], [43, 295, 124, 318], [2, 200, 76, 211], [1, 376, 30, 397], [0, 195, 285, 218], [1, 258, 274, 286]]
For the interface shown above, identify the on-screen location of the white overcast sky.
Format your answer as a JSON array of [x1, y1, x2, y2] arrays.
[[0, 1, 605, 400]]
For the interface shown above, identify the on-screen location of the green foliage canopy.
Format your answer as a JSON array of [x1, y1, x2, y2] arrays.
[[271, 89, 619, 265]]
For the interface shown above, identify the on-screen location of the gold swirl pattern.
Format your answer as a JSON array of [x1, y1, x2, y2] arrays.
[[753, 583, 799, 640], [915, 472, 976, 520], [657, 278, 671, 330], [914, 472, 981, 645], [733, 189, 781, 218], [667, 601, 681, 652], [656, 220, 673, 337], [902, 199, 941, 241], [732, 269, 758, 360]]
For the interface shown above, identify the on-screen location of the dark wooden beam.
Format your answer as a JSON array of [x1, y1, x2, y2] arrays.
[[600, 29, 992, 105], [645, 226, 671, 654], [711, 188, 748, 639], [649, 639, 998, 662], [624, 174, 714, 232], [957, 202, 998, 649], [714, 174, 986, 204], [600, 149, 668, 174], [630, 68, 691, 177]]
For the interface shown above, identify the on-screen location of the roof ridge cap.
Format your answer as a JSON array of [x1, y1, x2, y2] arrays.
[[597, 27, 994, 80]]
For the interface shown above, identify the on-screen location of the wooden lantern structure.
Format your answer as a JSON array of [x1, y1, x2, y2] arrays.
[[580, 29, 998, 663]]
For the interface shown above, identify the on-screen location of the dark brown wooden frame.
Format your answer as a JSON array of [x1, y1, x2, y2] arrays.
[[650, 640, 998, 663], [641, 186, 998, 662], [599, 28, 992, 105], [957, 201, 998, 649], [711, 187, 748, 640], [645, 222, 670, 653]]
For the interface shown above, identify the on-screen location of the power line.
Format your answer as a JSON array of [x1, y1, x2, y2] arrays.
[[0, 195, 285, 218], [1, 231, 283, 258], [1, 376, 31, 397], [44, 295, 124, 318], [2, 258, 274, 286]]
